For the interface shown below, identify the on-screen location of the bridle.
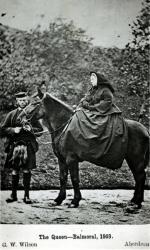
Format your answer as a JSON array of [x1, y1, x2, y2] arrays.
[[16, 103, 41, 135], [23, 98, 73, 144], [35, 117, 72, 145], [17, 105, 38, 123]]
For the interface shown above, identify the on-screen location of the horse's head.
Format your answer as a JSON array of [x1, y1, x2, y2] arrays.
[[30, 87, 74, 131], [24, 102, 40, 117], [19, 88, 47, 125], [37, 87, 73, 115], [26, 88, 46, 121], [17, 101, 41, 124]]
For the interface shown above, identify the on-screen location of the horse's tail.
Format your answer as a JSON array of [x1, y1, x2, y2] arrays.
[[144, 128, 150, 169], [144, 145, 149, 168], [144, 135, 150, 187]]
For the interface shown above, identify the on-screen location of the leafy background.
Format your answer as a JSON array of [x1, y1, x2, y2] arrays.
[[0, 0, 149, 189]]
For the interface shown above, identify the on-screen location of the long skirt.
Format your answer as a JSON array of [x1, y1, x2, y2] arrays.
[[60, 109, 128, 169]]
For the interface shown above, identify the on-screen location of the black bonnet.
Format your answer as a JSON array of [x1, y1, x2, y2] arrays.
[[90, 71, 114, 93]]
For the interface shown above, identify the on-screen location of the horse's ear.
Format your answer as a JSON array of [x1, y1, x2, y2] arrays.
[[37, 87, 44, 99]]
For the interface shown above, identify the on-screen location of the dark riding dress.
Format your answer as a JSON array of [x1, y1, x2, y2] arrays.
[[61, 76, 128, 169], [1, 108, 43, 170]]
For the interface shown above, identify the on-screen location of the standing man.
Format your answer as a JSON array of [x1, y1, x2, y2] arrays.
[[1, 91, 43, 204]]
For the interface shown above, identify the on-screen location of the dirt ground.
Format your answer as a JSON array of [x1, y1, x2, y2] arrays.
[[0, 190, 150, 224]]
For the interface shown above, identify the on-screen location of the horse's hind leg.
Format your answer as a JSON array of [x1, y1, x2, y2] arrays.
[[126, 156, 146, 208], [54, 159, 68, 205]]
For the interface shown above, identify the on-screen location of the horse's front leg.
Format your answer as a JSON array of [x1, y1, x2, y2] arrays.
[[68, 161, 82, 208], [54, 159, 68, 205]]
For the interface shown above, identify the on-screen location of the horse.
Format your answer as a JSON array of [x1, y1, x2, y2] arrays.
[[29, 88, 149, 210]]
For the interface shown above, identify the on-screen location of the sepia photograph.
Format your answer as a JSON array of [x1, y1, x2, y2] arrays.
[[0, 0, 149, 249]]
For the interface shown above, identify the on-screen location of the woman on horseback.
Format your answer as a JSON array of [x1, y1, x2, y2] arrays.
[[62, 71, 127, 168], [77, 71, 121, 115]]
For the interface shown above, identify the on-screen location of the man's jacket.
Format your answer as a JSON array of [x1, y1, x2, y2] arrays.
[[1, 108, 43, 168]]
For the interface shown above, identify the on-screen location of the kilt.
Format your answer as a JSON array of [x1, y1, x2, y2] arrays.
[[4, 136, 37, 170]]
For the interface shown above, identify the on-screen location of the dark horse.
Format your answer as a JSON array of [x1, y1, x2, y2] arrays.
[[29, 88, 149, 209]]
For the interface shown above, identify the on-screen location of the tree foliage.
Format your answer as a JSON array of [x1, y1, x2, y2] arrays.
[[118, 0, 149, 123], [104, 0, 150, 125], [0, 4, 149, 125], [0, 19, 118, 111], [0, 24, 11, 60]]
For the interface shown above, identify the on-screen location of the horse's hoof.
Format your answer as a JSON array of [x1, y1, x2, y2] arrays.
[[51, 201, 60, 206], [23, 197, 32, 204], [6, 197, 18, 203], [128, 201, 142, 209], [68, 203, 79, 208], [125, 204, 141, 213]]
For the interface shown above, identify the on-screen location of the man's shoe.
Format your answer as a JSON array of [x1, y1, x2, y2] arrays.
[[23, 197, 32, 204]]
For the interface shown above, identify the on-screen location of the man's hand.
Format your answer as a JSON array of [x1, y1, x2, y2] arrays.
[[75, 108, 82, 112], [23, 124, 31, 131], [14, 127, 22, 133]]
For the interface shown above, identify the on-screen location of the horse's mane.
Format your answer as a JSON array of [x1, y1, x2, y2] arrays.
[[44, 93, 74, 114]]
